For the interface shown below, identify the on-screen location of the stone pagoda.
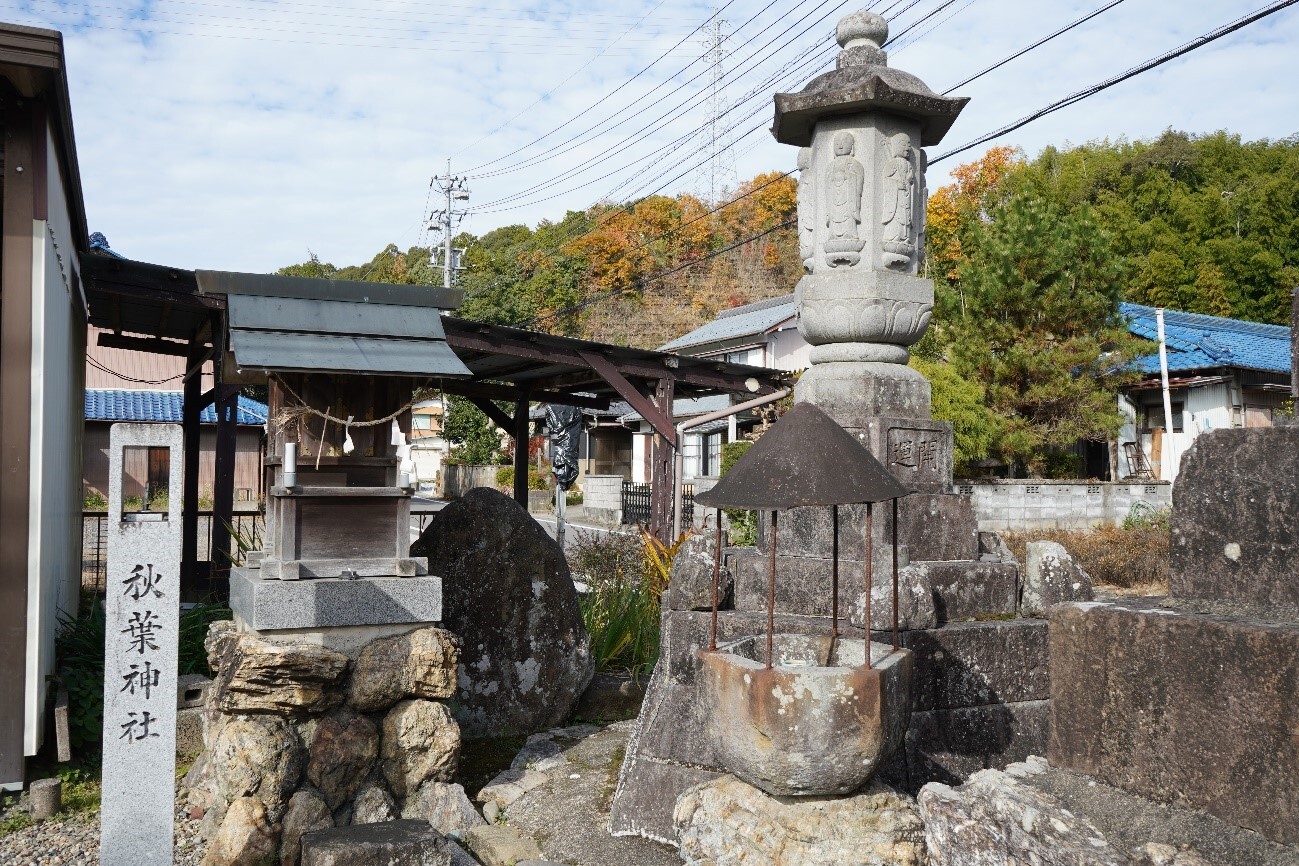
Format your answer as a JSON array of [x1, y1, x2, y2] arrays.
[[611, 11, 1065, 846]]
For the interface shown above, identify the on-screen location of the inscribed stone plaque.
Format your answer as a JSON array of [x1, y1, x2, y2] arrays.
[[886, 425, 947, 489], [101, 424, 182, 866]]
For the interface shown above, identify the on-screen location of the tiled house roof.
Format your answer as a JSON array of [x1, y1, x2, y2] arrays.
[[1121, 303, 1292, 375], [85, 389, 268, 425], [658, 294, 796, 352]]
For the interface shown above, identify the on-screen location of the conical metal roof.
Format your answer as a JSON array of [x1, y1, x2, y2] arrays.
[[696, 402, 911, 510]]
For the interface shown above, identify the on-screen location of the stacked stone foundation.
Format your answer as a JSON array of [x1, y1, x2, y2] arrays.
[[185, 621, 464, 866]]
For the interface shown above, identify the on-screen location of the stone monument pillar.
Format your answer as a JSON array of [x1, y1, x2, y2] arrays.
[[773, 11, 967, 485]]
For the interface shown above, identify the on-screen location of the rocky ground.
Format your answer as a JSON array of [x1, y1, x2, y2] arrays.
[[5, 723, 1299, 866], [0, 795, 206, 865]]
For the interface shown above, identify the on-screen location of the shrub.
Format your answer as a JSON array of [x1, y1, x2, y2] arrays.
[[495, 465, 551, 491], [1002, 517, 1170, 593], [83, 488, 107, 510], [719, 441, 756, 547], [568, 528, 689, 679]]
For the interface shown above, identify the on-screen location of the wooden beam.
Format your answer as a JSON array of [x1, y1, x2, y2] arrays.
[[210, 384, 240, 582], [96, 331, 196, 357], [444, 321, 785, 396], [468, 397, 513, 432], [181, 341, 204, 595], [649, 377, 676, 544], [436, 378, 609, 411], [512, 399, 530, 509], [579, 350, 676, 444]]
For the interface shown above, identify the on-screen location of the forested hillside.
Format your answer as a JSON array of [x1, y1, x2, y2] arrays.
[[279, 130, 1299, 475]]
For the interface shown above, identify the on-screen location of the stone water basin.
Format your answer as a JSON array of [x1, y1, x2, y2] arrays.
[[698, 633, 910, 797]]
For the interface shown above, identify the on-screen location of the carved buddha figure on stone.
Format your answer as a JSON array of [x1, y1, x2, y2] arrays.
[[880, 131, 916, 269], [825, 131, 866, 267]]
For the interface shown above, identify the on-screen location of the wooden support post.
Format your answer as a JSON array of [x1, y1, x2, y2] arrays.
[[210, 384, 240, 584], [512, 398, 530, 509], [649, 377, 675, 543], [181, 342, 205, 596]]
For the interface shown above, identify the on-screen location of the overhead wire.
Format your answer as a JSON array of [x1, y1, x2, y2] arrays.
[[941, 0, 1128, 94], [460, 0, 745, 172], [468, 0, 832, 181], [932, 0, 1299, 164]]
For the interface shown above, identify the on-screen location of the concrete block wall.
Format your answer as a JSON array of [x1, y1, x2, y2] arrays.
[[964, 481, 1171, 532], [582, 474, 623, 523], [440, 464, 500, 499]]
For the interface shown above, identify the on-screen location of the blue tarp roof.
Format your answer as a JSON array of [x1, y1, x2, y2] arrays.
[[1122, 303, 1291, 375], [658, 294, 796, 352], [85, 389, 268, 425]]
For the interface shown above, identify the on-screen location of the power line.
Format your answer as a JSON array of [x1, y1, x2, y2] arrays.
[[451, 0, 671, 160], [460, 0, 744, 173], [88, 357, 183, 386], [941, 0, 1128, 94], [472, 0, 851, 206], [468, 0, 824, 182], [933, 0, 1299, 164]]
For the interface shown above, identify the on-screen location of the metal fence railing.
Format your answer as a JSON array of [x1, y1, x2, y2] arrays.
[[81, 510, 265, 593], [620, 482, 693, 528]]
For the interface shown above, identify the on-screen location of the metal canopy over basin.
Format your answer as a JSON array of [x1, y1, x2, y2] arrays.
[[699, 633, 911, 797]]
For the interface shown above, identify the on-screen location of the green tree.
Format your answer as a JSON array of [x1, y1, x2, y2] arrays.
[[442, 396, 508, 465], [910, 357, 1001, 476], [943, 195, 1147, 476]]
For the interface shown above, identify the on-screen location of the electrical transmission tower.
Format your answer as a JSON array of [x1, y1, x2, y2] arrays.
[[430, 162, 470, 288], [701, 14, 736, 205]]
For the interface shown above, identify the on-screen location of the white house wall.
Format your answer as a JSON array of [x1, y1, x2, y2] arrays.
[[1118, 382, 1236, 484], [768, 325, 811, 372], [25, 125, 86, 756]]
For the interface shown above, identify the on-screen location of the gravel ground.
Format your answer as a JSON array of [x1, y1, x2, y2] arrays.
[[0, 793, 207, 865]]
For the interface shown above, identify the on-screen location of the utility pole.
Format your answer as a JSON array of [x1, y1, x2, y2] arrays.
[[431, 160, 470, 288]]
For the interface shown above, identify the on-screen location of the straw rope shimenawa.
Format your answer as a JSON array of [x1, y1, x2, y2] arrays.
[[269, 374, 441, 468], [268, 373, 437, 432]]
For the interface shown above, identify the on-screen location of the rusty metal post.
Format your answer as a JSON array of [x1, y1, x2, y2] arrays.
[[767, 510, 778, 669], [831, 505, 839, 637], [710, 508, 722, 651], [892, 497, 900, 652], [864, 502, 873, 670]]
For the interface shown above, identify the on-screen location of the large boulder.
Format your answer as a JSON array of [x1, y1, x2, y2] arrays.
[[381, 699, 461, 798], [1170, 426, 1299, 608], [401, 781, 486, 833], [207, 623, 350, 715], [411, 488, 594, 737], [347, 627, 460, 713], [280, 791, 333, 866], [306, 709, 380, 810], [202, 796, 280, 866], [1022, 541, 1092, 616], [918, 763, 1126, 866], [209, 716, 306, 822], [674, 774, 926, 866]]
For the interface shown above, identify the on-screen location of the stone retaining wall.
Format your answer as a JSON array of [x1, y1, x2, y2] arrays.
[[964, 480, 1171, 532]]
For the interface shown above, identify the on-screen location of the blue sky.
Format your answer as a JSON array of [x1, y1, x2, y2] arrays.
[[6, 0, 1299, 273]]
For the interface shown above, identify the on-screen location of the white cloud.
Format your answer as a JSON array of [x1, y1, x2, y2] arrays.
[[9, 0, 1299, 272]]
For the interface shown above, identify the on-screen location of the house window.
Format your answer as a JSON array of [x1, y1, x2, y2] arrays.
[[725, 347, 763, 367], [412, 414, 433, 431], [698, 432, 723, 476], [1141, 401, 1184, 433]]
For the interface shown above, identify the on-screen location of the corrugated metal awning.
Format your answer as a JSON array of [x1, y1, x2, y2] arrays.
[[203, 272, 472, 378]]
